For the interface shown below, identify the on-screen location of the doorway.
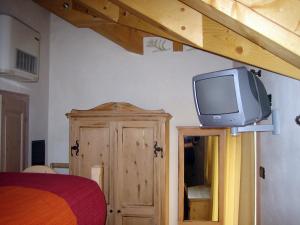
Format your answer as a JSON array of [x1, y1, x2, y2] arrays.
[[0, 90, 29, 172]]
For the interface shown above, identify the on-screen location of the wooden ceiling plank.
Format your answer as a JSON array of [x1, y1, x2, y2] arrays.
[[74, 0, 119, 22], [110, 0, 204, 47], [202, 16, 300, 80], [238, 0, 300, 36], [180, 0, 300, 69]]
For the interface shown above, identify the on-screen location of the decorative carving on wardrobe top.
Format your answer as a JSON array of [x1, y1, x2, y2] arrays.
[[66, 102, 172, 118]]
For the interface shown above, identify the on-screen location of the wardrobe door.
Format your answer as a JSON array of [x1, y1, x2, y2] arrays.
[[115, 121, 163, 225], [69, 120, 114, 225]]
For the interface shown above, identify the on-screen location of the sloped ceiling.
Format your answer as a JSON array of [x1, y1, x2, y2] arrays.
[[34, 0, 300, 80]]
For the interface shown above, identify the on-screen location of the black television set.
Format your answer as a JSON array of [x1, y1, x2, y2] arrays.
[[193, 67, 271, 127]]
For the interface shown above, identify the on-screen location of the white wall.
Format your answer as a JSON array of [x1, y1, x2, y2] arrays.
[[258, 72, 300, 225], [233, 60, 300, 225], [48, 14, 233, 225], [0, 0, 50, 164]]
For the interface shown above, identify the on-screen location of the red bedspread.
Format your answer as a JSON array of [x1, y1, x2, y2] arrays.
[[0, 172, 107, 225]]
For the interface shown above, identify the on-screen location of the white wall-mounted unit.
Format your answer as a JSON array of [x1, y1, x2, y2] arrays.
[[0, 14, 40, 82]]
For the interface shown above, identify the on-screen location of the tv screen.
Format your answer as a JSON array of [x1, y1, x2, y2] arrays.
[[195, 75, 238, 115], [193, 67, 271, 127]]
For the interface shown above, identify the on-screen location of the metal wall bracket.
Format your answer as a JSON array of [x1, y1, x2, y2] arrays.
[[231, 110, 280, 136]]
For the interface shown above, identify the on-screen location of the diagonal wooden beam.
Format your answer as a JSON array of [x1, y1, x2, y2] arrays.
[[92, 24, 145, 54], [180, 0, 300, 69], [35, 0, 179, 54], [73, 0, 119, 22], [118, 10, 184, 51], [72, 0, 187, 52], [74, 1, 184, 52], [74, 0, 187, 44], [34, 0, 145, 54], [34, 0, 109, 27], [118, 9, 185, 44], [34, 0, 300, 79], [111, 0, 300, 79], [238, 0, 300, 36], [110, 0, 204, 47], [72, 0, 146, 53], [202, 16, 300, 80]]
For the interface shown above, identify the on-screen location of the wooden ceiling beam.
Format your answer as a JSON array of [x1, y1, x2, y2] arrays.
[[173, 42, 184, 52], [34, 0, 145, 54], [92, 24, 145, 54], [74, 0, 186, 44], [77, 2, 184, 53], [117, 9, 184, 44], [236, 0, 300, 36], [34, 0, 110, 27], [110, 0, 204, 47], [180, 0, 300, 69], [110, 0, 300, 79], [34, 0, 300, 79], [74, 0, 119, 22], [202, 16, 300, 80]]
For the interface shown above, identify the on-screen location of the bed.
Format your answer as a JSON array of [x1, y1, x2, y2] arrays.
[[0, 172, 107, 225]]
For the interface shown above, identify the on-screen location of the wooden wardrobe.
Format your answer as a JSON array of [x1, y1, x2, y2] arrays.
[[66, 102, 171, 225]]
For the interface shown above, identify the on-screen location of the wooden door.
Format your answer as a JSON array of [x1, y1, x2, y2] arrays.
[[115, 121, 162, 225], [69, 120, 114, 225], [0, 91, 28, 172]]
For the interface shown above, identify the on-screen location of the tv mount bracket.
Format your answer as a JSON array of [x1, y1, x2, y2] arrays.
[[231, 110, 280, 136]]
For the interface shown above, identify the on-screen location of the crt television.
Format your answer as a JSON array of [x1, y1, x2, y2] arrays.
[[193, 67, 271, 127]]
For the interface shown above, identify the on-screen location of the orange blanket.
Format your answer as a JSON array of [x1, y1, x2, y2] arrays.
[[0, 186, 77, 225]]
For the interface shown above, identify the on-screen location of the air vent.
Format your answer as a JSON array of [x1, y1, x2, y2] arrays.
[[0, 15, 40, 82], [16, 49, 38, 74]]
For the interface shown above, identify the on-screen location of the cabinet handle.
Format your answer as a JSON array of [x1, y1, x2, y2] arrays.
[[117, 210, 121, 213], [71, 140, 79, 157], [154, 141, 163, 158], [109, 209, 113, 213]]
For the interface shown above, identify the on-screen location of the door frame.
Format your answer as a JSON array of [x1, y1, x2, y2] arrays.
[[0, 90, 29, 171]]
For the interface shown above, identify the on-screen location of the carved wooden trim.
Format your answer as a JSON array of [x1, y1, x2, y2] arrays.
[[66, 102, 172, 118]]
